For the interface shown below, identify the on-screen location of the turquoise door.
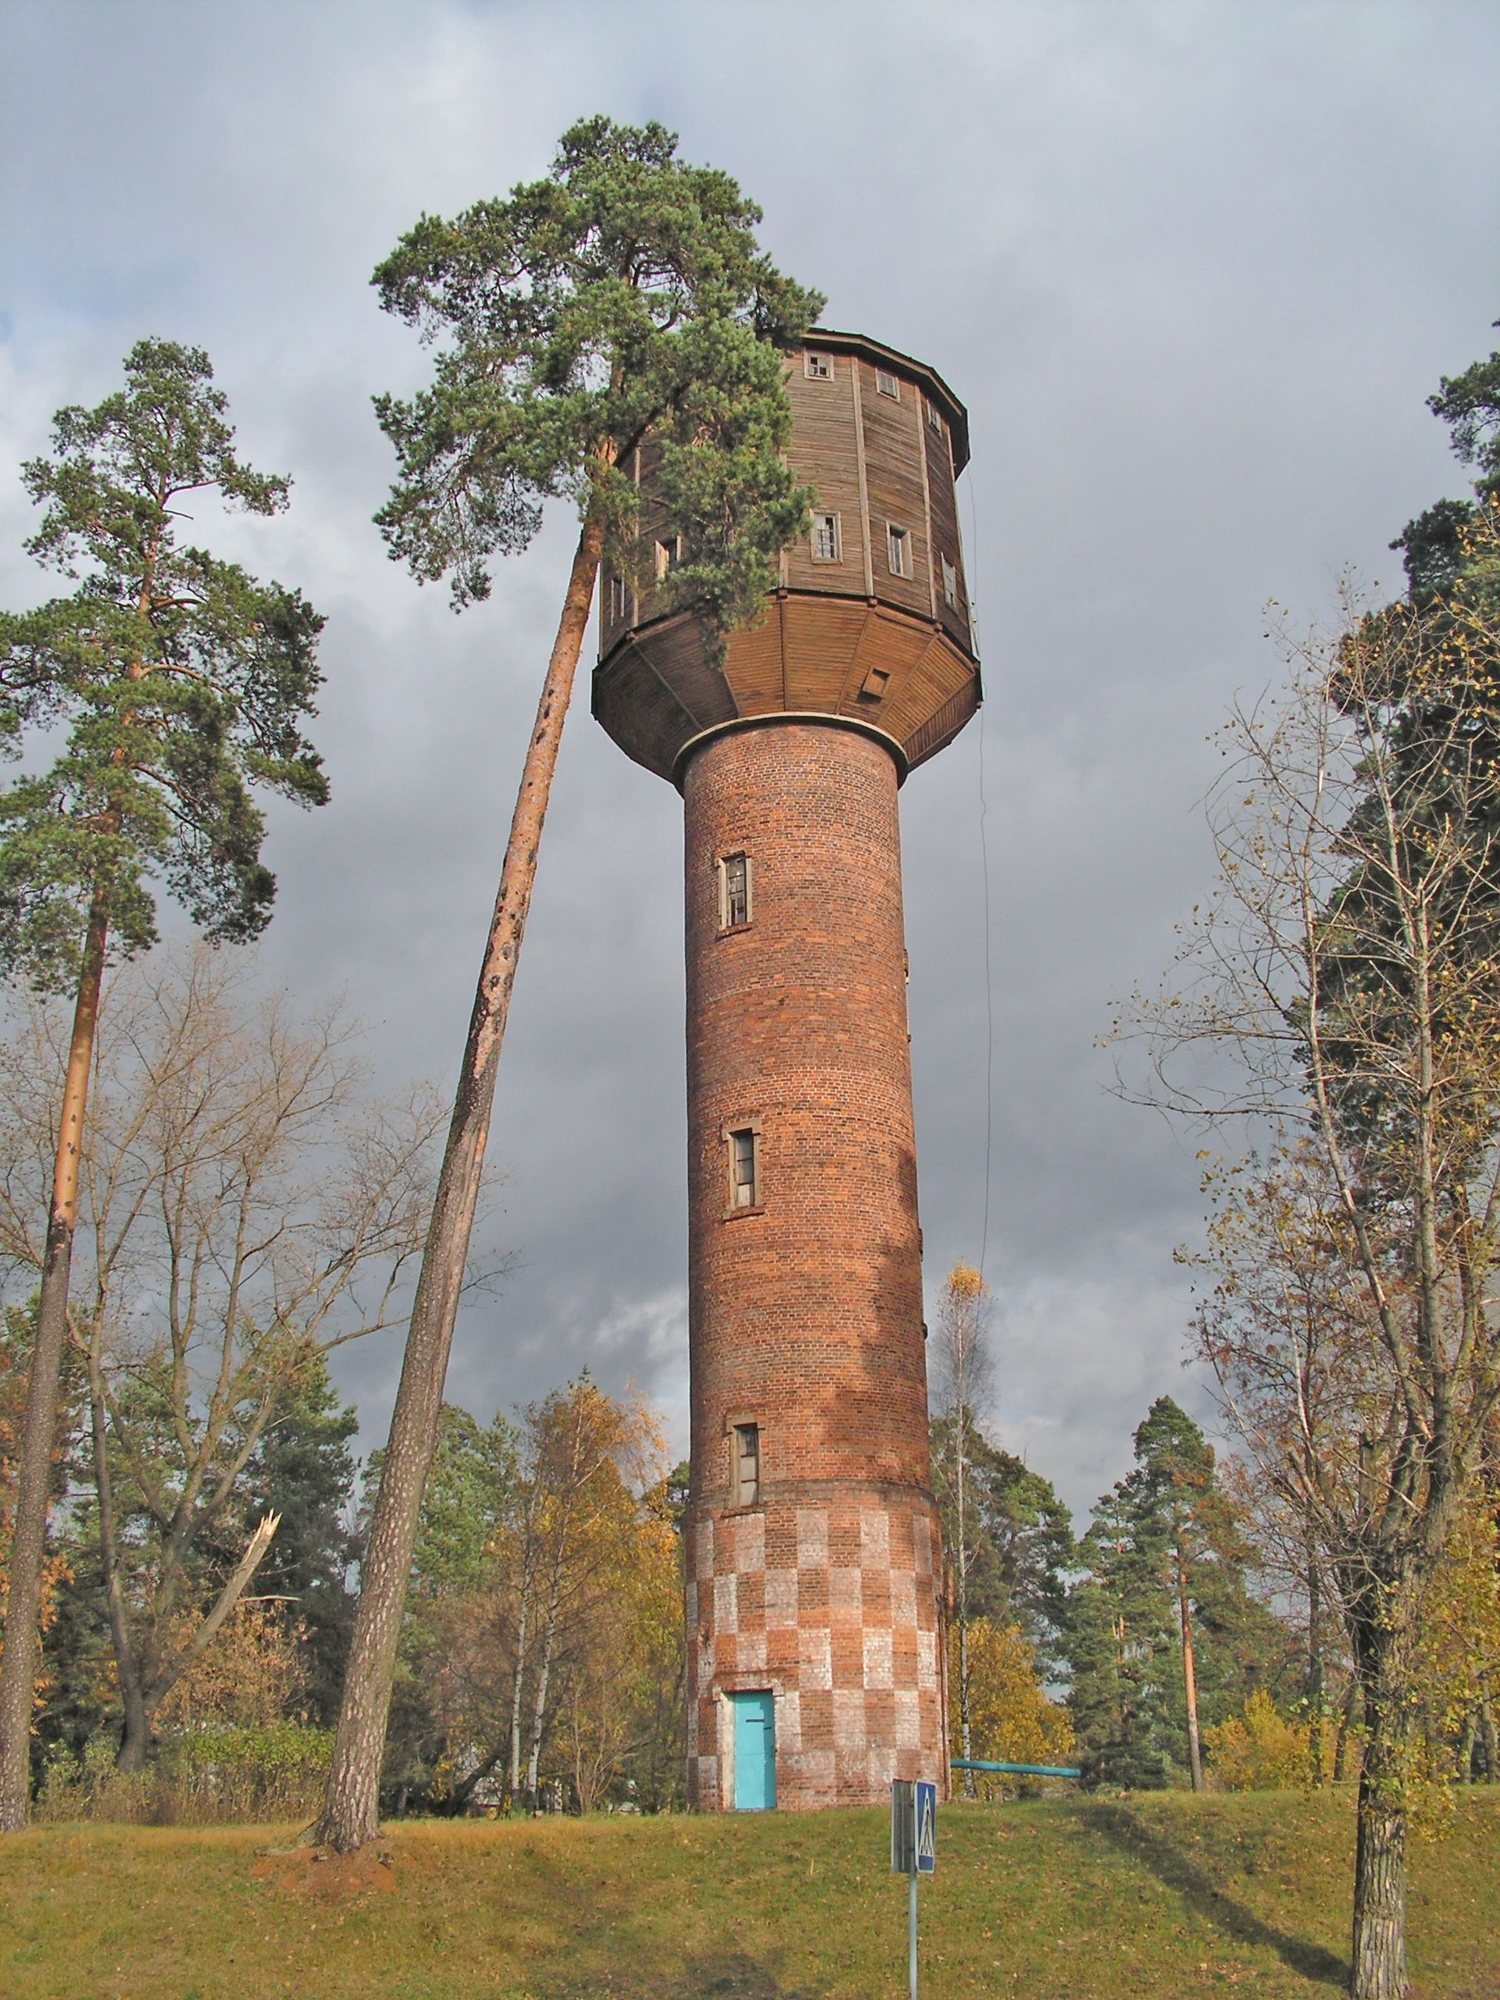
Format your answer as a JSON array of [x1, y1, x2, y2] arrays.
[[732, 1691, 777, 1810]]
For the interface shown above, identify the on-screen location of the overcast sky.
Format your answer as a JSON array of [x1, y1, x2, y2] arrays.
[[3, 0, 1497, 1522]]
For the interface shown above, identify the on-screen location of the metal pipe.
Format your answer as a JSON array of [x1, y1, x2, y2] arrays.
[[950, 1758, 1081, 1778]]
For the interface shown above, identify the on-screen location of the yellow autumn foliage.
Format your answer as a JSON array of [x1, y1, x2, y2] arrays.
[[1203, 1689, 1330, 1791], [1411, 1495, 1500, 1769], [951, 1617, 1074, 1795]]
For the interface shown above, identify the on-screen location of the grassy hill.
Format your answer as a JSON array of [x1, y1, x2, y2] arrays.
[[2, 1789, 1496, 1999]]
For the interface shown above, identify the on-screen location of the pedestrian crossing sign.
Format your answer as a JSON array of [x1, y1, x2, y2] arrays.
[[915, 1781, 936, 1874]]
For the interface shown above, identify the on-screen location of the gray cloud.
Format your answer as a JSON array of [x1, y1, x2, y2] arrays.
[[3, 0, 1497, 1522]]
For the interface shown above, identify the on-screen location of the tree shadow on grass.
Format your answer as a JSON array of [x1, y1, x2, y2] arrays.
[[1084, 1802, 1349, 1989], [539, 1951, 815, 2000]]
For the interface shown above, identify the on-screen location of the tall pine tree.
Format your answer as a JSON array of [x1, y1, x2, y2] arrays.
[[0, 341, 325, 1827], [1063, 1398, 1284, 1788], [318, 117, 821, 1852]]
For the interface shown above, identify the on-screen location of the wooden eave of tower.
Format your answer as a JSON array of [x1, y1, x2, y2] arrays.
[[592, 328, 981, 788]]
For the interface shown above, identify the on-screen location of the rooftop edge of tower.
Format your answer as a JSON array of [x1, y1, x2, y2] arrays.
[[800, 328, 971, 474]]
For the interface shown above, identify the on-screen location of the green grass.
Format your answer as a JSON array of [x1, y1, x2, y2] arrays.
[[1, 1789, 1496, 1999]]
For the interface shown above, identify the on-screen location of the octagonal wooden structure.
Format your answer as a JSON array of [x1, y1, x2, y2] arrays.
[[591, 331, 981, 787]]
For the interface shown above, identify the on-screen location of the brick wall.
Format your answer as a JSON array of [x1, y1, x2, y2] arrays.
[[681, 718, 949, 1809]]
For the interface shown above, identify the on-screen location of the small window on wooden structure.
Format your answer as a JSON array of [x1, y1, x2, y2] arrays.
[[858, 666, 891, 704], [926, 397, 944, 434], [941, 555, 958, 609], [607, 572, 630, 623], [733, 1423, 761, 1507], [886, 524, 911, 578], [876, 368, 900, 399], [728, 1126, 760, 1210], [718, 851, 751, 929], [811, 512, 841, 562], [654, 535, 681, 580], [804, 351, 833, 381]]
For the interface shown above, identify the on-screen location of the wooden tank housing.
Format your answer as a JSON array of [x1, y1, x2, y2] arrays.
[[591, 331, 981, 786]]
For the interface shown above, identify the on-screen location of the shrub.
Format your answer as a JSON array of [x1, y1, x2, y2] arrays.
[[36, 1722, 333, 1824], [1203, 1690, 1327, 1790]]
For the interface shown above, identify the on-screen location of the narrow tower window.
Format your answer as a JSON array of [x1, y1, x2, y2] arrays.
[[926, 397, 944, 433], [876, 368, 900, 399], [811, 512, 841, 562], [941, 555, 958, 609], [886, 524, 911, 578], [718, 851, 751, 929], [654, 535, 681, 580], [733, 1423, 761, 1507], [608, 572, 630, 623], [804, 351, 833, 380], [727, 1125, 760, 1210]]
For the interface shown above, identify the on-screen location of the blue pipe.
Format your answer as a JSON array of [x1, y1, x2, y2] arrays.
[[951, 1758, 1081, 1778]]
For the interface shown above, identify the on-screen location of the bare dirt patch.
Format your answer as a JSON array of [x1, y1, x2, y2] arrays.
[[252, 1842, 399, 1902]]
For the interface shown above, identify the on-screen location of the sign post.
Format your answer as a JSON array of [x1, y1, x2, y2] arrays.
[[891, 1779, 936, 1999]]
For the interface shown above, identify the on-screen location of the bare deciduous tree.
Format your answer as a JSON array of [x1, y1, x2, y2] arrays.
[[0, 948, 440, 1770], [1122, 525, 1500, 2000]]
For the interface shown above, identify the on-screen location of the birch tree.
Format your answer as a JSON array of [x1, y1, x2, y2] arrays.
[[382, 1382, 677, 1815], [929, 1262, 994, 1793]]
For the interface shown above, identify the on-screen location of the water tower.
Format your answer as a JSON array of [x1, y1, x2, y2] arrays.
[[593, 332, 980, 1810]]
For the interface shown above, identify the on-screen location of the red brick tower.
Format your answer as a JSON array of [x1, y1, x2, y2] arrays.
[[593, 333, 980, 1810]]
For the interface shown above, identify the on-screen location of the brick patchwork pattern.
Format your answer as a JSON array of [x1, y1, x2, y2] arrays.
[[686, 1499, 946, 1810]]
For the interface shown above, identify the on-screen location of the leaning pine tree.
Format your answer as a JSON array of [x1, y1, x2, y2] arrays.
[[0, 339, 327, 1828], [315, 116, 821, 1852]]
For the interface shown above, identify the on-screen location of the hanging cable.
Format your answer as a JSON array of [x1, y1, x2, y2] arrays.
[[964, 471, 995, 1286], [978, 703, 994, 1286]]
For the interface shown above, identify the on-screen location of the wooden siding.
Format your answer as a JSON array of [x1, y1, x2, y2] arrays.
[[783, 356, 867, 599], [722, 605, 784, 716], [778, 595, 869, 712], [591, 331, 980, 782], [924, 413, 971, 655], [857, 359, 931, 624], [632, 437, 676, 630], [591, 619, 740, 778], [599, 343, 975, 666]]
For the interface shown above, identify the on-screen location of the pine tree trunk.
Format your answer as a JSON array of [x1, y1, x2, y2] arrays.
[[314, 511, 604, 1854], [1178, 1555, 1203, 1793], [0, 891, 109, 1830]]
